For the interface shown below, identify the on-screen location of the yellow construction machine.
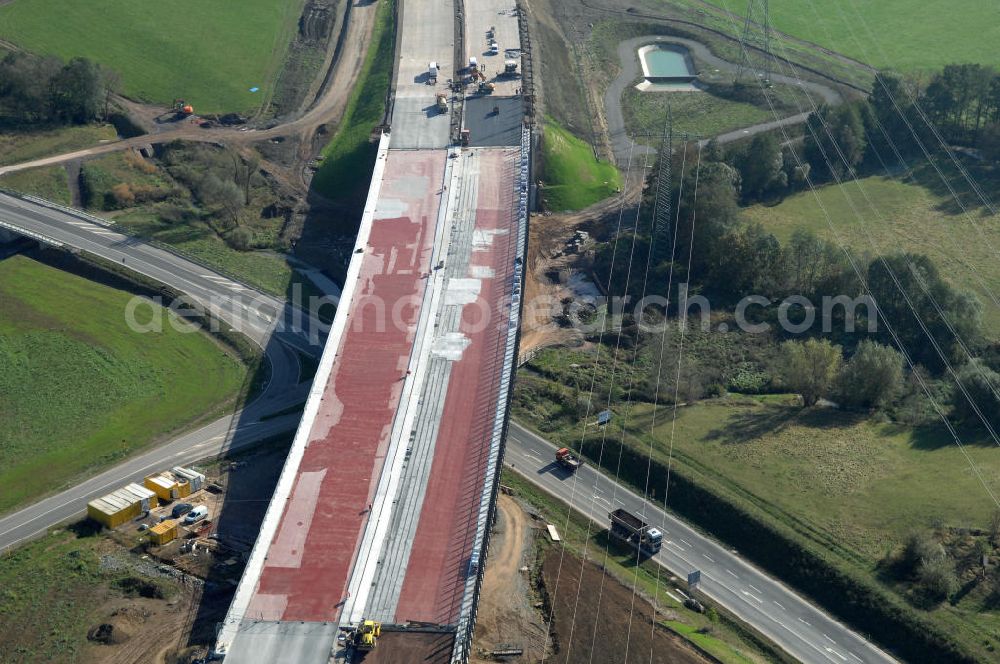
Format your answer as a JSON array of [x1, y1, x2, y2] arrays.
[[350, 619, 382, 651]]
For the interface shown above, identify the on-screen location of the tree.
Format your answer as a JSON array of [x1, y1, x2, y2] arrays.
[[916, 557, 957, 605], [951, 360, 1000, 430], [867, 253, 983, 372], [48, 57, 103, 124], [674, 160, 742, 281], [199, 174, 244, 228], [0, 51, 62, 123], [780, 338, 843, 406], [737, 133, 786, 201], [838, 340, 904, 410], [803, 102, 867, 180]]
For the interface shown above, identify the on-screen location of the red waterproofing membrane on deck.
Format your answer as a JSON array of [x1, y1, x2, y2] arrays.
[[245, 150, 445, 623], [395, 149, 519, 624]]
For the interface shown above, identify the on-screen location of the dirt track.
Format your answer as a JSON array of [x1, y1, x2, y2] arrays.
[[0, 0, 380, 186], [472, 495, 549, 661], [541, 550, 709, 664]]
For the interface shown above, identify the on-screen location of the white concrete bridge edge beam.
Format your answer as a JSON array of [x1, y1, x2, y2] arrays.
[[215, 132, 393, 653]]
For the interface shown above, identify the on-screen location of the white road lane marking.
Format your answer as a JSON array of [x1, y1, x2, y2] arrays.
[[799, 617, 811, 626], [702, 553, 715, 562], [824, 634, 836, 644], [680, 539, 691, 547], [773, 600, 785, 610], [741, 590, 762, 603], [749, 584, 762, 594], [825, 647, 847, 661], [726, 569, 738, 578]]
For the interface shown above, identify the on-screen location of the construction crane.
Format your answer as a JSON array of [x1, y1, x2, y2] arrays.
[[348, 619, 382, 651]]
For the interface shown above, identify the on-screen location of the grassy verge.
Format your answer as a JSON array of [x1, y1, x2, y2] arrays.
[[0, 255, 248, 513], [743, 174, 1000, 332], [503, 470, 789, 664], [0, 165, 71, 204], [0, 527, 182, 663], [310, 0, 395, 227], [111, 207, 298, 296], [0, 124, 117, 167], [540, 117, 622, 211], [0, 0, 306, 113]]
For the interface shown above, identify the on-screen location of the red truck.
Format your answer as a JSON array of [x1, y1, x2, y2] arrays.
[[555, 447, 582, 472]]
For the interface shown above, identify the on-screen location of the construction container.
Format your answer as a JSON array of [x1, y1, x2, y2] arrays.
[[87, 483, 158, 528], [144, 473, 180, 501], [150, 519, 179, 545], [172, 466, 205, 494]]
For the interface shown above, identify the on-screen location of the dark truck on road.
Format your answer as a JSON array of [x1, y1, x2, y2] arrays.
[[609, 508, 663, 556]]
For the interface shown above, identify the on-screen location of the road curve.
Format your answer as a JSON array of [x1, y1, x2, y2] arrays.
[[0, 193, 325, 551], [505, 421, 897, 664]]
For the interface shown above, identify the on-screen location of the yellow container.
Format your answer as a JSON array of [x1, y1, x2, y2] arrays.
[[87, 484, 158, 528], [150, 519, 178, 545], [144, 473, 179, 501]]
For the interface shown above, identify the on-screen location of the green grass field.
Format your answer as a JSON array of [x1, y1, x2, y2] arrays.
[[0, 255, 247, 512], [623, 87, 774, 139], [679, 0, 1000, 72], [743, 175, 1000, 331], [0, 0, 306, 113], [0, 125, 117, 167], [541, 118, 623, 211], [0, 166, 71, 204]]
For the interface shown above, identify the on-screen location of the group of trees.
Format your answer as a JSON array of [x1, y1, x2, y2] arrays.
[[590, 137, 1000, 424], [722, 63, 1000, 205], [780, 338, 904, 409], [0, 52, 119, 125]]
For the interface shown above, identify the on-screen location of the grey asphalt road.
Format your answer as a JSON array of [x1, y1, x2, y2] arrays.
[[505, 421, 897, 664], [0, 193, 325, 552], [605, 35, 844, 165], [0, 193, 328, 357]]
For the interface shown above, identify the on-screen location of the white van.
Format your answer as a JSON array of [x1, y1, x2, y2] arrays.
[[184, 505, 208, 524], [469, 56, 478, 70]]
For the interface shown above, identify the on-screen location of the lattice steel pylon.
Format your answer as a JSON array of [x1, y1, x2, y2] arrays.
[[651, 104, 674, 264], [736, 0, 772, 84]]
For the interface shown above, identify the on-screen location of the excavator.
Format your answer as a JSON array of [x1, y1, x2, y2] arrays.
[[172, 98, 194, 119]]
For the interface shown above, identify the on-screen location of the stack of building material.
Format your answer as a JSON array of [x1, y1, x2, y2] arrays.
[[87, 483, 158, 528]]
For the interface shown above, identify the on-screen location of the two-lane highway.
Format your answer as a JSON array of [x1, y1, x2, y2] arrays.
[[505, 422, 897, 664], [0, 192, 327, 356], [0, 193, 324, 552]]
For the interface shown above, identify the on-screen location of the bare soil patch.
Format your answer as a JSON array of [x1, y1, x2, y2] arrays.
[[471, 494, 548, 662], [540, 549, 710, 664]]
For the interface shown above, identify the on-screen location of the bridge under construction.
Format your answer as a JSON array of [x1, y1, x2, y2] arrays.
[[214, 0, 531, 661]]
